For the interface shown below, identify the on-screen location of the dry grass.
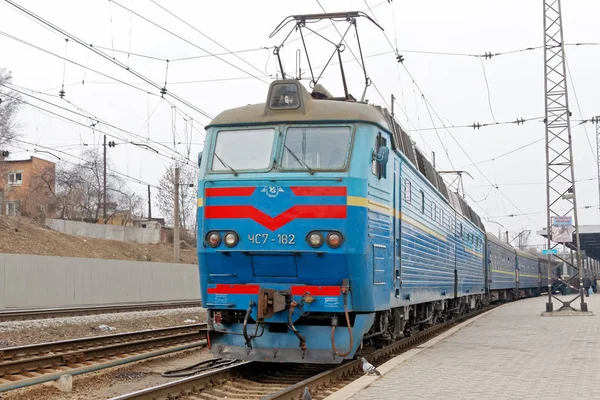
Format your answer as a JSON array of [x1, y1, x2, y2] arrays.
[[0, 216, 198, 264]]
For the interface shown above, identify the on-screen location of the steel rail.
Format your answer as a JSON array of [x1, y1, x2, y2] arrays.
[[0, 323, 206, 362], [0, 300, 202, 322], [109, 305, 498, 400], [0, 323, 207, 393]]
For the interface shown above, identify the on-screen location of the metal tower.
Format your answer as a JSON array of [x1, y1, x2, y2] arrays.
[[595, 117, 600, 213], [543, 0, 587, 312]]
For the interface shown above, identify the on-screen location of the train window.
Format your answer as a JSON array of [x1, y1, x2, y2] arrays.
[[282, 126, 352, 171], [372, 133, 388, 179], [212, 128, 275, 172], [420, 190, 425, 214], [433, 203, 437, 221], [405, 180, 411, 203], [460, 223, 463, 238]]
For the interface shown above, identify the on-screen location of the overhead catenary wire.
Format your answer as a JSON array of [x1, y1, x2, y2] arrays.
[[492, 204, 599, 219], [0, 88, 196, 168], [565, 57, 597, 164], [12, 138, 159, 189], [357, 2, 542, 228], [90, 43, 273, 63], [2, 83, 197, 166], [402, 64, 542, 228], [149, 0, 269, 78], [108, 0, 270, 85], [2, 0, 214, 120], [356, 0, 543, 228]]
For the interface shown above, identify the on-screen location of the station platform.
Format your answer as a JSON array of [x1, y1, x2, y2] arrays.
[[327, 295, 600, 400]]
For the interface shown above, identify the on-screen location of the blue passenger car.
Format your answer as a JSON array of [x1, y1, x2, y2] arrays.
[[516, 250, 541, 295], [486, 233, 517, 299], [197, 80, 489, 364]]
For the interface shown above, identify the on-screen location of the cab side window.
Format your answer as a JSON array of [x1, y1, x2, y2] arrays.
[[372, 134, 388, 180]]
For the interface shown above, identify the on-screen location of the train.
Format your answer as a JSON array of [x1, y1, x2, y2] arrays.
[[196, 78, 553, 364]]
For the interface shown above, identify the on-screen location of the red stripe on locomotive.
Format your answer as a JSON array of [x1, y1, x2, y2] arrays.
[[205, 187, 256, 197], [204, 205, 347, 231], [207, 284, 261, 294], [291, 285, 341, 296], [290, 186, 347, 196]]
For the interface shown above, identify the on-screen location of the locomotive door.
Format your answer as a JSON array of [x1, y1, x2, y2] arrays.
[[393, 158, 401, 293]]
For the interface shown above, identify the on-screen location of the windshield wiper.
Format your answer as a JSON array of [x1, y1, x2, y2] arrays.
[[284, 145, 314, 174], [213, 152, 238, 176]]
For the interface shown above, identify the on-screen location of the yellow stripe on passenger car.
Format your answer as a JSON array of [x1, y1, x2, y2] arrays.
[[491, 269, 515, 276], [197, 197, 204, 207], [520, 273, 539, 278]]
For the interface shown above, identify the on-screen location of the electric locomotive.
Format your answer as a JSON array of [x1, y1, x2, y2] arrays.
[[196, 79, 491, 364]]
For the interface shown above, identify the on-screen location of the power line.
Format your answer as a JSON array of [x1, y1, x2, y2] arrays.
[[392, 50, 542, 227], [565, 57, 597, 164], [108, 0, 269, 85], [492, 204, 599, 219], [460, 137, 544, 168], [3, 0, 214, 120], [149, 0, 269, 78], [479, 59, 496, 123], [0, 30, 162, 98], [12, 138, 159, 189], [411, 116, 542, 132], [466, 177, 596, 190], [91, 43, 273, 63], [2, 83, 197, 166]]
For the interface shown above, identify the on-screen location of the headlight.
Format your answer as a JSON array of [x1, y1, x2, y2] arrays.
[[307, 232, 324, 248], [224, 232, 239, 247], [206, 231, 221, 247], [327, 232, 343, 248]]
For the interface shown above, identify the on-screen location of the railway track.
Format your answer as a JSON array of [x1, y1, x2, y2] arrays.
[[110, 305, 498, 400], [0, 323, 208, 392], [0, 300, 202, 322]]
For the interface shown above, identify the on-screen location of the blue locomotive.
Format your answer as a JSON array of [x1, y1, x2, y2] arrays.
[[196, 79, 549, 364]]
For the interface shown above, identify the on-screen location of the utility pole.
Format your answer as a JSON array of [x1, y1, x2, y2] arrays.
[[103, 134, 107, 223], [542, 0, 587, 312], [147, 185, 152, 220], [505, 231, 509, 244], [594, 116, 600, 216], [174, 167, 180, 263]]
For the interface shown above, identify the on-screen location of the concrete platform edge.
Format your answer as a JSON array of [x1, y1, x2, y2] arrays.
[[323, 304, 508, 400]]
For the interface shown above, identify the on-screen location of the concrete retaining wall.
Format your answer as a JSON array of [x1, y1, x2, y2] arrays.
[[45, 219, 160, 244], [0, 253, 200, 309]]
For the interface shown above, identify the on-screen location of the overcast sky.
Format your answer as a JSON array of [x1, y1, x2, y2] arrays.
[[1, 0, 599, 246]]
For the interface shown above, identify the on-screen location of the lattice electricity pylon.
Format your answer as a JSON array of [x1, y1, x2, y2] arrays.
[[543, 0, 587, 312]]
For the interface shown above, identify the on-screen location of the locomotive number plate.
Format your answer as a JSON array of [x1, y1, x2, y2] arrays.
[[248, 233, 296, 245]]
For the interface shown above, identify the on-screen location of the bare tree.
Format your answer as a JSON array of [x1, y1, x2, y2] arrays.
[[52, 148, 143, 222], [156, 162, 197, 236], [0, 69, 20, 148]]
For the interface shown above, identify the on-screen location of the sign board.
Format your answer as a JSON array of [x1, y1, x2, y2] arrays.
[[551, 216, 573, 243], [542, 249, 559, 255]]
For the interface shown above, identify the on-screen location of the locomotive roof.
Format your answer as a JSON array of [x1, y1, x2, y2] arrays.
[[206, 83, 390, 129]]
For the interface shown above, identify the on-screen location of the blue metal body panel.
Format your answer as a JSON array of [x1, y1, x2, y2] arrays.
[[516, 251, 540, 290], [486, 233, 517, 290]]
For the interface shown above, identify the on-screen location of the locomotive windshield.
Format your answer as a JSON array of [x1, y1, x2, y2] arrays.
[[280, 126, 351, 171], [209, 125, 352, 173], [211, 128, 275, 171]]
